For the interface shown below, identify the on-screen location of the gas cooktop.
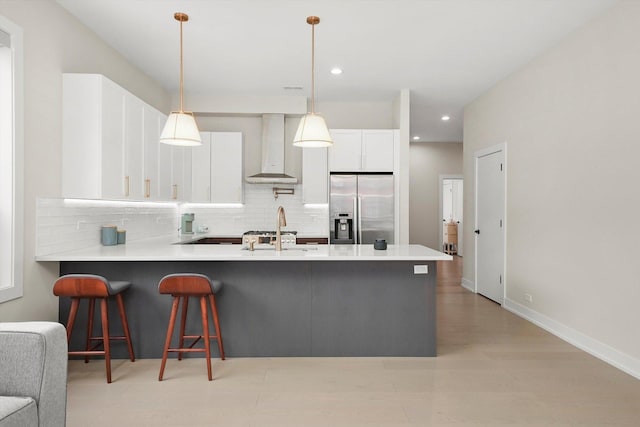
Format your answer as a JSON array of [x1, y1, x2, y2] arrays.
[[243, 230, 297, 235], [242, 230, 297, 248]]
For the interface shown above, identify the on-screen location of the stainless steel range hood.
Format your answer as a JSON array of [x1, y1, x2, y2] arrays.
[[246, 114, 298, 184]]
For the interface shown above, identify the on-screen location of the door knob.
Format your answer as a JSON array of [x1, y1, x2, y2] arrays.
[[474, 229, 480, 234]]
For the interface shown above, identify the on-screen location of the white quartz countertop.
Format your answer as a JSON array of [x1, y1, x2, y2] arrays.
[[35, 235, 452, 262]]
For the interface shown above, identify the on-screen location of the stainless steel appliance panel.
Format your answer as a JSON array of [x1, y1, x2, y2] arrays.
[[329, 175, 357, 243], [330, 173, 394, 244], [357, 175, 394, 244]]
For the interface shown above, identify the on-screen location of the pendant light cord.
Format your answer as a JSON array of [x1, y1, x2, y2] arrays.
[[310, 21, 315, 114], [179, 18, 184, 113]]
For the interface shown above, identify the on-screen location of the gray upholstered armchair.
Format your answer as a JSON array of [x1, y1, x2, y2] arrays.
[[0, 322, 67, 427]]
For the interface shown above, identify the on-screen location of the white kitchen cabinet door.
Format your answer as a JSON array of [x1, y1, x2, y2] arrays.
[[211, 132, 243, 203], [99, 78, 126, 199], [171, 146, 192, 201], [123, 94, 145, 199], [302, 147, 328, 204], [191, 132, 212, 202], [62, 74, 125, 199], [361, 130, 394, 172], [157, 140, 173, 200], [63, 73, 168, 201], [142, 106, 163, 200], [328, 129, 362, 172]]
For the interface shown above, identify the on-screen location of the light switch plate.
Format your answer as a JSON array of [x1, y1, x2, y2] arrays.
[[413, 265, 428, 275]]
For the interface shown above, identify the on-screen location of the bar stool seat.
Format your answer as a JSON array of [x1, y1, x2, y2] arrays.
[[53, 274, 135, 383], [158, 273, 225, 381]]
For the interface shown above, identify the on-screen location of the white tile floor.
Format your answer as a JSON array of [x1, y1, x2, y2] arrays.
[[65, 257, 640, 426]]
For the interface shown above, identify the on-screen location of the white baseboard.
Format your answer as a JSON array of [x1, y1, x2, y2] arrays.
[[461, 278, 474, 292], [503, 298, 640, 380]]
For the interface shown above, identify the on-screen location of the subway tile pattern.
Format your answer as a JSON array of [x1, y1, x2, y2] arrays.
[[184, 184, 328, 237], [36, 185, 328, 255], [36, 198, 180, 256]]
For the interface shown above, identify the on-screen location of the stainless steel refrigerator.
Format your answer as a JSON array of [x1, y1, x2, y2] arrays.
[[330, 173, 394, 244]]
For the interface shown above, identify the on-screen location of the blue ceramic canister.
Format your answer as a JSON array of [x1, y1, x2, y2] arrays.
[[101, 225, 118, 246], [117, 229, 126, 244]]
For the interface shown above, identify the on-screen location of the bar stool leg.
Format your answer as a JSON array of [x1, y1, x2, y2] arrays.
[[159, 296, 180, 381], [66, 298, 80, 343], [85, 298, 95, 363], [115, 293, 135, 362], [209, 294, 225, 360], [100, 298, 112, 383], [178, 296, 189, 361], [200, 295, 212, 381]]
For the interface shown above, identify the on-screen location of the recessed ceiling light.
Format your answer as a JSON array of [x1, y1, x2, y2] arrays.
[[412, 136, 420, 140], [330, 67, 343, 75], [441, 115, 450, 121]]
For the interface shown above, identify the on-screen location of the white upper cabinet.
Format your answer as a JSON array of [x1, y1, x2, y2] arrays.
[[157, 139, 173, 201], [171, 146, 191, 202], [328, 129, 395, 172], [328, 129, 362, 172], [302, 147, 328, 204], [191, 131, 243, 203], [63, 73, 171, 201], [158, 135, 194, 202], [211, 132, 243, 203], [361, 130, 395, 171], [142, 106, 165, 200], [63, 74, 125, 199], [190, 132, 212, 203], [123, 94, 144, 199]]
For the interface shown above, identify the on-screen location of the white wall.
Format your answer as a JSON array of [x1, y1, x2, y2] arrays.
[[316, 101, 394, 129], [393, 89, 411, 244], [463, 1, 640, 366], [409, 142, 463, 249], [0, 0, 169, 322]]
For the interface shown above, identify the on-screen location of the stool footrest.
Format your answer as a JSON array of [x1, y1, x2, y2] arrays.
[[182, 335, 220, 340], [88, 335, 128, 341], [167, 348, 207, 353], [69, 350, 105, 356]]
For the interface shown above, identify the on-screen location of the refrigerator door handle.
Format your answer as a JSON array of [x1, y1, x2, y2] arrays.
[[357, 196, 363, 244], [352, 197, 358, 244]]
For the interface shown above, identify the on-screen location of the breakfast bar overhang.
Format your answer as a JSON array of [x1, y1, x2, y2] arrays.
[[38, 241, 451, 358]]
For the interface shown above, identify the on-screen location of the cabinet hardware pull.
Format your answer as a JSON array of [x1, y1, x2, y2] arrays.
[[124, 176, 130, 197], [172, 184, 178, 200], [145, 179, 151, 198]]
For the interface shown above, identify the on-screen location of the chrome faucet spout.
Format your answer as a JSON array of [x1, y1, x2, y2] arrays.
[[275, 206, 287, 251]]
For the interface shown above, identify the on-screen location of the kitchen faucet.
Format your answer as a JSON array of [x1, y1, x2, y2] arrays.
[[275, 206, 287, 251]]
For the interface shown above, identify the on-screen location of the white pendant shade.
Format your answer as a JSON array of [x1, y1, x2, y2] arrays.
[[293, 113, 333, 148], [160, 112, 202, 146]]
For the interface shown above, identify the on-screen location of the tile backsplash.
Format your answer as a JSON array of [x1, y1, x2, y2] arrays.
[[184, 184, 328, 237], [36, 184, 328, 256], [36, 198, 179, 256]]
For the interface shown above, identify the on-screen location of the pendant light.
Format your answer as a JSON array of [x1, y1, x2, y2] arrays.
[[160, 12, 201, 146], [293, 16, 333, 148]]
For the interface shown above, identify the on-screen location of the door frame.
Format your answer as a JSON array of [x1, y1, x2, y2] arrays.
[[473, 143, 507, 300], [438, 174, 463, 253]]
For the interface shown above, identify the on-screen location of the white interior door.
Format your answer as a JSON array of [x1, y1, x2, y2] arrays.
[[475, 148, 505, 304]]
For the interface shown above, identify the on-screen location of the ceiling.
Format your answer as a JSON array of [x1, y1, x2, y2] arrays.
[[56, 0, 617, 143]]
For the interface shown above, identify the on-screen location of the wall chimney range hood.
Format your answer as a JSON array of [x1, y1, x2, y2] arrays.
[[246, 114, 298, 184]]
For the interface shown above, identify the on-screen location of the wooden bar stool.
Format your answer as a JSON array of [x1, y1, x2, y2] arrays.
[[158, 273, 225, 381], [53, 274, 135, 383]]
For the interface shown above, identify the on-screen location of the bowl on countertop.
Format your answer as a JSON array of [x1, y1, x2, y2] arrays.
[[374, 239, 387, 250]]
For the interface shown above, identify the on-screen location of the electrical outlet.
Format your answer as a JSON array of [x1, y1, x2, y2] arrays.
[[413, 265, 428, 275], [524, 293, 533, 303]]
